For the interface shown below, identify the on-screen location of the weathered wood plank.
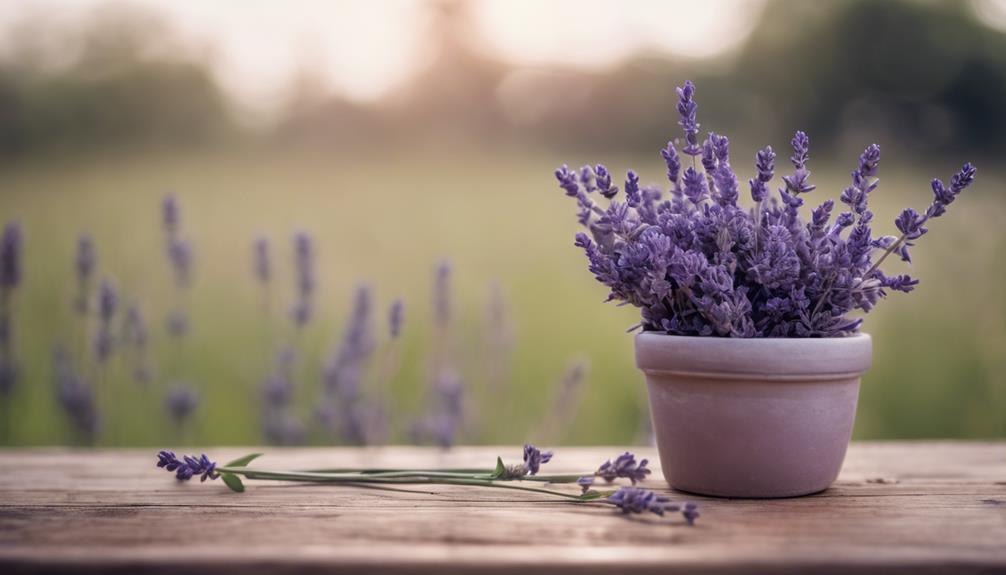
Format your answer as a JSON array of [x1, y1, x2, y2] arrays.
[[0, 442, 1004, 574]]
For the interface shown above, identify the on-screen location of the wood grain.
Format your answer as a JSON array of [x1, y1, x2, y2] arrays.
[[1, 442, 1005, 574]]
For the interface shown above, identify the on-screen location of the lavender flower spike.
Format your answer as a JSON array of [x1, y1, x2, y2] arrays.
[[676, 80, 701, 156], [607, 486, 671, 516], [74, 235, 96, 314], [156, 451, 218, 482], [253, 235, 270, 284], [162, 194, 179, 236], [1, 222, 23, 290], [782, 131, 815, 195], [291, 231, 314, 327], [749, 146, 775, 202], [661, 141, 681, 187], [389, 299, 404, 339], [94, 280, 118, 362], [555, 165, 580, 197], [165, 384, 199, 423], [596, 452, 652, 484], [522, 444, 553, 475]]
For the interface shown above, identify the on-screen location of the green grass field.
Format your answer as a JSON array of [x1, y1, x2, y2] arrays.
[[1, 146, 1004, 446]]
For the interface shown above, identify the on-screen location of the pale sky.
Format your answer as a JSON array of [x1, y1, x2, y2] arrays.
[[0, 0, 762, 114]]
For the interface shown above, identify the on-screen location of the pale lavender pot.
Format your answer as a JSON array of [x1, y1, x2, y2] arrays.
[[636, 333, 872, 498]]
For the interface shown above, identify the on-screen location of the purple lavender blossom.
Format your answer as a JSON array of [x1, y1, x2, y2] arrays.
[[596, 452, 651, 484], [320, 285, 376, 443], [428, 368, 464, 448], [165, 384, 199, 423], [52, 346, 98, 437], [74, 235, 96, 315], [554, 79, 977, 338], [0, 222, 22, 395], [522, 443, 553, 475], [291, 232, 314, 327], [263, 409, 306, 446], [607, 486, 671, 516], [555, 165, 580, 197], [162, 195, 179, 235], [606, 487, 699, 524], [156, 451, 218, 482], [253, 235, 270, 284], [0, 358, 16, 396], [676, 80, 701, 156], [166, 310, 189, 337], [781, 131, 816, 196], [1, 222, 22, 290], [594, 165, 618, 199], [94, 280, 118, 363], [389, 299, 404, 339], [661, 142, 681, 187], [749, 146, 775, 203]]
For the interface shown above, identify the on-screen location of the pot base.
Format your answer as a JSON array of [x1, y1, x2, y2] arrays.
[[637, 333, 871, 499]]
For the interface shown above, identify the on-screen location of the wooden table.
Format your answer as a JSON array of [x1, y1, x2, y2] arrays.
[[1, 442, 1004, 574]]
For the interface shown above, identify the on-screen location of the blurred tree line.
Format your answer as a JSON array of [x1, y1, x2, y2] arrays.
[[1, 0, 1005, 160]]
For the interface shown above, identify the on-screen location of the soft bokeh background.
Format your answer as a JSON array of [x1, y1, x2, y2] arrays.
[[1, 0, 1004, 447]]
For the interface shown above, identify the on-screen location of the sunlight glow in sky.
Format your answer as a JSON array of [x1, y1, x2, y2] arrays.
[[0, 0, 767, 113]]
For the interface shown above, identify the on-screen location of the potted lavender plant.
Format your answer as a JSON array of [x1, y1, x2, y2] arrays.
[[555, 81, 976, 498]]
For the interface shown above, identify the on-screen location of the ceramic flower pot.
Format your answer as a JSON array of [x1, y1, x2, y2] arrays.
[[635, 333, 872, 498]]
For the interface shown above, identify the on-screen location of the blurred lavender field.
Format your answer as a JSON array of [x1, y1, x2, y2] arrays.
[[1, 0, 1005, 446]]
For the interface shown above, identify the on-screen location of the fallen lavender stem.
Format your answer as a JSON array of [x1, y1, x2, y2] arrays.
[[155, 444, 698, 523]]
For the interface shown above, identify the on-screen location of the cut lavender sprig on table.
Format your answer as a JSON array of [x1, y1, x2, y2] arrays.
[[607, 486, 698, 524], [153, 445, 695, 524], [555, 79, 976, 337], [157, 450, 219, 482]]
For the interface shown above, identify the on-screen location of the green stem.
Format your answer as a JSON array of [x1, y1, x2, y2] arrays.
[[298, 468, 591, 483], [215, 467, 592, 500]]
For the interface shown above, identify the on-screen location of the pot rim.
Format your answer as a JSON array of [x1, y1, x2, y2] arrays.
[[635, 332, 872, 381]]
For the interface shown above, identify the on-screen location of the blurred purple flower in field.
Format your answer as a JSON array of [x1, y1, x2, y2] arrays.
[[52, 346, 98, 438], [319, 285, 377, 444], [556, 79, 977, 337], [0, 222, 22, 396], [74, 235, 96, 315], [166, 310, 189, 337], [94, 279, 118, 363], [263, 411, 306, 446], [389, 299, 404, 339], [291, 232, 314, 327], [253, 235, 270, 285], [162, 195, 179, 235], [1, 222, 22, 290], [165, 384, 199, 424], [167, 239, 193, 289]]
